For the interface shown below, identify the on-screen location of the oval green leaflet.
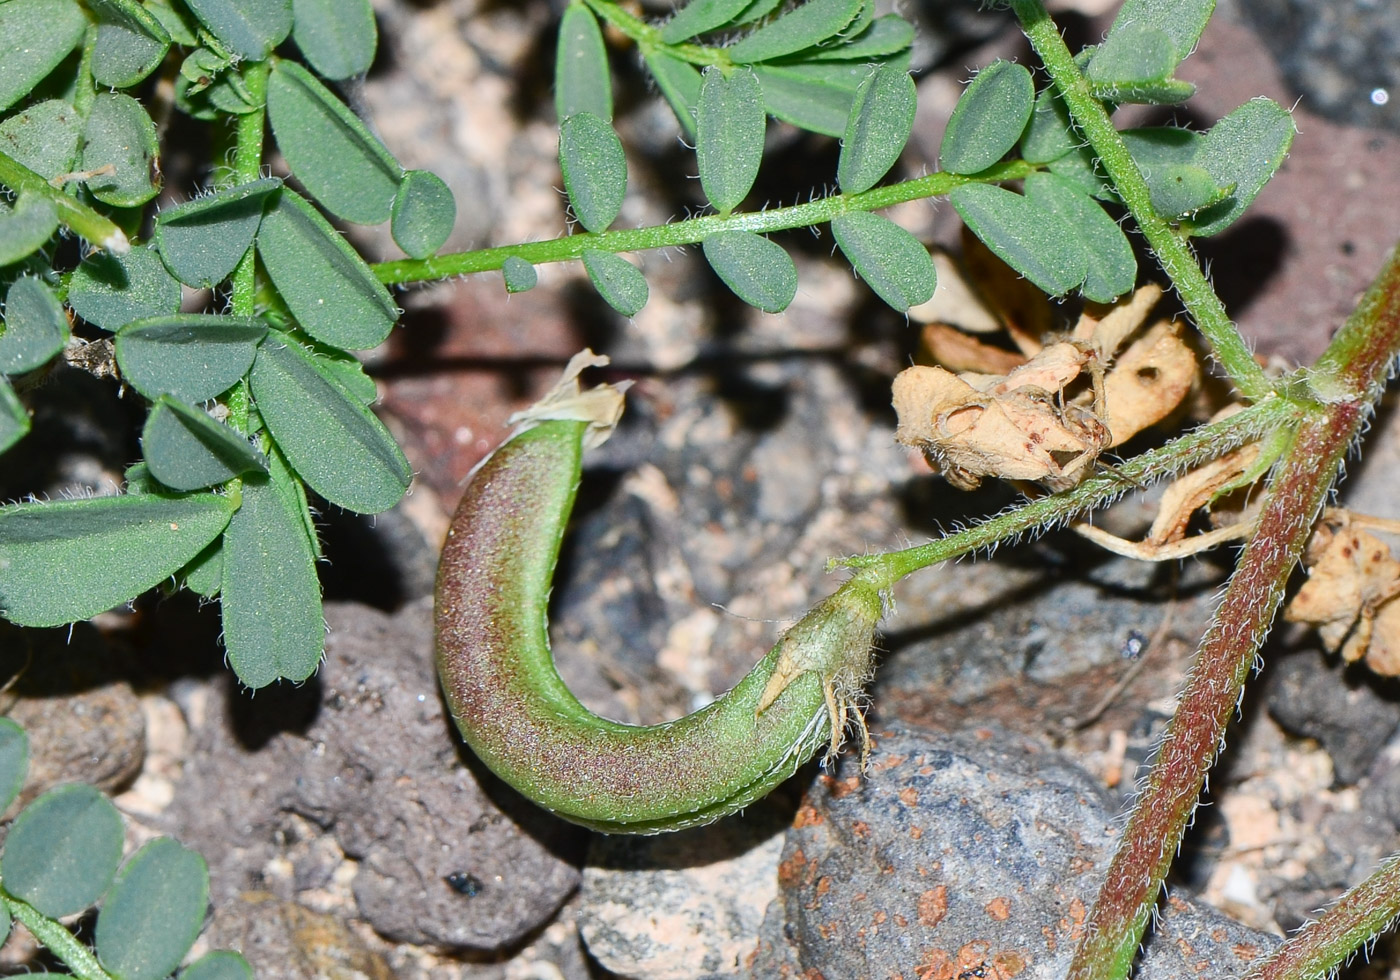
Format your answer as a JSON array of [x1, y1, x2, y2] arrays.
[[940, 59, 1034, 176], [837, 62, 916, 194], [697, 67, 765, 213], [830, 210, 935, 312], [267, 60, 402, 225], [559, 111, 627, 233], [702, 231, 797, 313]]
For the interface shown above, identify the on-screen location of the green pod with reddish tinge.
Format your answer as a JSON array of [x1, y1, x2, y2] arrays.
[[435, 418, 881, 833]]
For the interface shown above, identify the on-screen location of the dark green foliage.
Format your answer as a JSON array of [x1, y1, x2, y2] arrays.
[[1, 784, 124, 917], [697, 68, 765, 212], [556, 3, 612, 121], [703, 231, 797, 313], [95, 839, 210, 980], [154, 178, 281, 288], [583, 249, 649, 316], [267, 61, 402, 225], [941, 60, 1034, 175], [559, 112, 628, 232], [292, 0, 377, 80], [831, 211, 936, 312]]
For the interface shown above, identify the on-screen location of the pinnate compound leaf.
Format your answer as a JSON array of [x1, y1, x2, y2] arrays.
[[661, 0, 752, 43], [582, 249, 648, 317], [831, 211, 935, 312], [0, 0, 86, 114], [0, 194, 58, 266], [220, 462, 323, 688], [250, 332, 411, 514], [0, 493, 235, 627], [951, 182, 1087, 297], [555, 3, 612, 122], [180, 952, 255, 980], [702, 231, 797, 313], [183, 0, 292, 60], [940, 59, 1034, 175], [0, 381, 28, 455], [391, 170, 456, 259], [268, 61, 402, 225], [502, 256, 538, 294], [256, 190, 399, 350], [559, 112, 627, 233], [728, 0, 864, 63], [0, 277, 69, 375], [1, 784, 123, 917], [292, 0, 377, 80], [68, 246, 182, 332], [0, 718, 28, 812], [154, 178, 281, 288], [96, 838, 209, 980], [838, 63, 915, 193], [644, 50, 702, 139], [82, 93, 162, 208], [90, 0, 172, 89], [0, 100, 82, 180], [697, 67, 765, 212], [143, 397, 267, 492], [1023, 172, 1135, 303], [804, 14, 912, 61], [115, 315, 266, 402], [1184, 97, 1295, 237]]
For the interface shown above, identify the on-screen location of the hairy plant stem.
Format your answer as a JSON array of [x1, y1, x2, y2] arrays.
[[1008, 0, 1273, 403], [224, 59, 268, 460], [0, 150, 128, 255], [581, 0, 729, 67], [371, 163, 1035, 285], [0, 893, 113, 980], [1068, 240, 1400, 980], [844, 395, 1298, 590]]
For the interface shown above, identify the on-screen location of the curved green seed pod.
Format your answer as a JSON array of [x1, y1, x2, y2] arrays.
[[436, 418, 882, 834]]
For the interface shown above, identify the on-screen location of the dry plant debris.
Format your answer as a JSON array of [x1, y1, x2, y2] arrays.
[[894, 276, 1199, 492], [1285, 512, 1400, 675]]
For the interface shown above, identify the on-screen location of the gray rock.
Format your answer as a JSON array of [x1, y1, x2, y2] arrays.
[[747, 726, 1276, 979], [579, 796, 795, 980], [1237, 0, 1400, 133], [167, 600, 584, 955], [1266, 649, 1400, 785]]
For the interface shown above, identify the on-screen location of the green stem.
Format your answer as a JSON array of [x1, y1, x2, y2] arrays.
[[581, 0, 730, 67], [1067, 238, 1400, 980], [1245, 851, 1400, 980], [372, 163, 1035, 284], [0, 151, 128, 254], [849, 395, 1297, 591], [225, 60, 268, 443], [1009, 0, 1273, 403], [1, 893, 113, 980]]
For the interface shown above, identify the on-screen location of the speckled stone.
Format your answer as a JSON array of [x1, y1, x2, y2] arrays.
[[747, 726, 1276, 979]]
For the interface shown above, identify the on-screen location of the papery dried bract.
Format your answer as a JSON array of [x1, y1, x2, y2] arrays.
[[893, 341, 1109, 490], [1285, 521, 1400, 671]]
